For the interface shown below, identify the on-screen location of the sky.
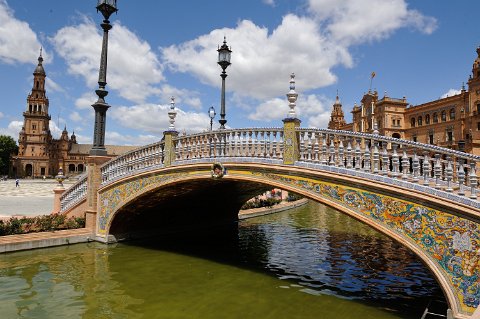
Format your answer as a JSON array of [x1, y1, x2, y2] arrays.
[[0, 0, 479, 146]]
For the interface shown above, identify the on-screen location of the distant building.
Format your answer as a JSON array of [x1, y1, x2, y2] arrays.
[[329, 46, 480, 155], [10, 52, 137, 178]]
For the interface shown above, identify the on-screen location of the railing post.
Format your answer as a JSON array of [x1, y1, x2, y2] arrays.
[[423, 153, 431, 186], [381, 142, 389, 175], [392, 143, 399, 178], [321, 134, 327, 165], [469, 162, 478, 199], [346, 138, 353, 169], [458, 159, 465, 196], [329, 138, 336, 166], [363, 142, 371, 172], [355, 138, 362, 170], [282, 118, 301, 165], [434, 154, 442, 189], [163, 130, 178, 167], [445, 156, 453, 192], [401, 148, 409, 180], [412, 150, 420, 182], [372, 140, 379, 174], [338, 138, 345, 167]]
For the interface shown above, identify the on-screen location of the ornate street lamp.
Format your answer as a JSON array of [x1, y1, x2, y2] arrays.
[[208, 106, 216, 131], [90, 0, 118, 156], [217, 37, 232, 129]]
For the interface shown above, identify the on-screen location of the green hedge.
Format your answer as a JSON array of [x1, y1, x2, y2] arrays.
[[0, 214, 85, 236]]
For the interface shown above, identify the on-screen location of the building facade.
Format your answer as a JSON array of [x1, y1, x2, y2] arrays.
[[10, 52, 136, 178], [329, 46, 480, 155]]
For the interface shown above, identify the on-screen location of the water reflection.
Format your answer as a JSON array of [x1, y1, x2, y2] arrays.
[[0, 201, 444, 319], [238, 202, 442, 315]]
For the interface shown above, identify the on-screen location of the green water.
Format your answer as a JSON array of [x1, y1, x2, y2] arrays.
[[0, 202, 443, 318]]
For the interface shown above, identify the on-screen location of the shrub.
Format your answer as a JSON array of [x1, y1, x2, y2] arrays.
[[0, 214, 86, 236]]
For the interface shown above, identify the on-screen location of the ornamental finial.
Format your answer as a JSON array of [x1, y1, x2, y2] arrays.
[[168, 96, 177, 131], [286, 73, 298, 118]]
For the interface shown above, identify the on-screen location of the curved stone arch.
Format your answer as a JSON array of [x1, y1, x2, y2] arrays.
[[96, 163, 480, 317]]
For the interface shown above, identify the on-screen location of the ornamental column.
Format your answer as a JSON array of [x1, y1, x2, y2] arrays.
[[283, 73, 301, 165]]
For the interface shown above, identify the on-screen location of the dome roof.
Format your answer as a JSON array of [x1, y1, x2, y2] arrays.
[[34, 55, 45, 75]]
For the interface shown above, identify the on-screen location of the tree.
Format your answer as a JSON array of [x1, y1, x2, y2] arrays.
[[0, 135, 18, 175]]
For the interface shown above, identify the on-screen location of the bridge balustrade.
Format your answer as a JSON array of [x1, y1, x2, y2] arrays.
[[296, 128, 480, 199], [60, 173, 87, 212], [59, 127, 480, 213], [174, 128, 284, 160], [99, 141, 165, 186]]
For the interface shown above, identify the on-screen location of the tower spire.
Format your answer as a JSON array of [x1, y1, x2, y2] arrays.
[[328, 92, 346, 130]]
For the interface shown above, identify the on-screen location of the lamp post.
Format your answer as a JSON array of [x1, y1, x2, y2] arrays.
[[208, 106, 216, 131], [217, 37, 231, 129], [90, 0, 118, 156]]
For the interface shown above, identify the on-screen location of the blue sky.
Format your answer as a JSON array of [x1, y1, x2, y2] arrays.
[[0, 0, 478, 146]]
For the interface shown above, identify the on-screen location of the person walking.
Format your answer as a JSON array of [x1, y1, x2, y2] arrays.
[[15, 178, 19, 187]]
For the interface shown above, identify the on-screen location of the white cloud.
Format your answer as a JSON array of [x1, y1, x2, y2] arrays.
[[441, 89, 461, 99], [156, 84, 202, 110], [110, 103, 212, 135], [0, 1, 51, 65], [0, 120, 22, 140], [106, 131, 159, 146], [263, 0, 275, 7], [75, 92, 97, 110], [0, 112, 3, 119], [163, 17, 351, 101], [50, 17, 164, 103], [45, 77, 65, 93], [249, 94, 332, 127], [307, 0, 437, 45], [69, 111, 83, 122]]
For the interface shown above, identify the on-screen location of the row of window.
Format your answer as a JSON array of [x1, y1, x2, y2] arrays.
[[412, 131, 454, 144], [410, 108, 455, 127]]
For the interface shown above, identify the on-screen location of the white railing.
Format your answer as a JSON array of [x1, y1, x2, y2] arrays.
[[60, 173, 87, 213], [174, 128, 284, 161], [296, 128, 480, 199], [100, 140, 165, 185], [59, 127, 480, 212]]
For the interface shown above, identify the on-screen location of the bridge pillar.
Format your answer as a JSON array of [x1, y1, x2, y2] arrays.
[[163, 130, 178, 167], [85, 155, 110, 230], [282, 118, 301, 165]]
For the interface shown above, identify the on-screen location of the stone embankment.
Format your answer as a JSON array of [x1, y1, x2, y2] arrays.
[[0, 228, 93, 253]]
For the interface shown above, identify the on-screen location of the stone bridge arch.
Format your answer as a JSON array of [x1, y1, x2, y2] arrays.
[[94, 162, 480, 317]]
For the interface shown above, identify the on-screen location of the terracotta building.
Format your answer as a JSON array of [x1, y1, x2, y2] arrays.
[[329, 46, 480, 155], [10, 52, 136, 178]]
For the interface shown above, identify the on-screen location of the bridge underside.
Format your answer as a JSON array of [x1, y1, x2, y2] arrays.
[[109, 179, 270, 240]]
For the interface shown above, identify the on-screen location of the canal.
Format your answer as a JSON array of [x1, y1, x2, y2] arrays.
[[0, 201, 444, 318]]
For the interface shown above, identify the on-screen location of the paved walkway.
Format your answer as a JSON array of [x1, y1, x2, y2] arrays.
[[0, 179, 73, 219]]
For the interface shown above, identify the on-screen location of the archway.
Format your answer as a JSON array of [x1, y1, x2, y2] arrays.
[[93, 163, 480, 317], [392, 133, 401, 139], [68, 164, 76, 174], [25, 164, 32, 177]]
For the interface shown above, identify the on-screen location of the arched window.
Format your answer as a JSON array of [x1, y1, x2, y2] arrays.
[[449, 108, 455, 120], [418, 116, 423, 126], [433, 112, 438, 123], [425, 114, 430, 124], [410, 117, 415, 127], [441, 110, 447, 122]]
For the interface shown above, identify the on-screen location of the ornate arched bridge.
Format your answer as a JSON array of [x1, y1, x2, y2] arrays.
[[58, 123, 480, 318]]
